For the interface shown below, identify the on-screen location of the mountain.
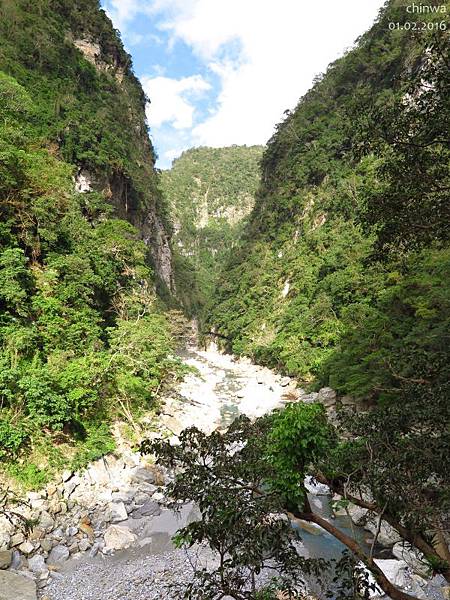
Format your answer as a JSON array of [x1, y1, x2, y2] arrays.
[[201, 7, 450, 589], [207, 1, 450, 401], [0, 0, 181, 485], [0, 0, 173, 289], [161, 145, 264, 316], [0, 1, 449, 595]]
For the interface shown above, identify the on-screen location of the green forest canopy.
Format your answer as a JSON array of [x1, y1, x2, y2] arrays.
[[0, 0, 181, 487], [161, 145, 263, 317]]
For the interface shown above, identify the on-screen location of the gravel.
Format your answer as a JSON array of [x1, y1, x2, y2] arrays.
[[39, 545, 215, 600]]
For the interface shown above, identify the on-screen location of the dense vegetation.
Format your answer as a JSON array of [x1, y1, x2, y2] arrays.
[[208, 2, 450, 399], [0, 0, 167, 222], [0, 0, 448, 596], [161, 146, 263, 316], [146, 415, 335, 600], [0, 0, 180, 487], [149, 398, 449, 600]]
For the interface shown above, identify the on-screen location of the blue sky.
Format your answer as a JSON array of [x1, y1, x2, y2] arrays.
[[102, 0, 386, 169]]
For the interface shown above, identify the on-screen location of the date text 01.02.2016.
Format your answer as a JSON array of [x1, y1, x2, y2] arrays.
[[388, 20, 447, 30]]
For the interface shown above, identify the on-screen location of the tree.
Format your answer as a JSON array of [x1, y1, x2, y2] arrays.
[[145, 403, 449, 600], [144, 416, 330, 600], [353, 36, 450, 256], [318, 385, 450, 584], [0, 65, 180, 483]]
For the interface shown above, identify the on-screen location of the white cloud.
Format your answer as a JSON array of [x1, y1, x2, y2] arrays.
[[163, 147, 185, 163], [106, 0, 386, 163], [151, 64, 166, 76], [141, 74, 211, 129], [103, 0, 142, 31], [150, 0, 385, 148], [127, 31, 145, 46]]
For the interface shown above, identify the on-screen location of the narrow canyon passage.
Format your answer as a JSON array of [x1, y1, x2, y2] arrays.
[[160, 342, 289, 434], [0, 2, 448, 600]]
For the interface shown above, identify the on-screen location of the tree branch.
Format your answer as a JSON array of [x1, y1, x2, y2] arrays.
[[290, 509, 423, 600], [314, 474, 450, 583]]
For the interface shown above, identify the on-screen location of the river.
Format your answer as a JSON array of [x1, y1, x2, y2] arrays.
[[38, 343, 438, 600]]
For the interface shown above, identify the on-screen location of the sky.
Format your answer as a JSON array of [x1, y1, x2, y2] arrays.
[[102, 0, 386, 169]]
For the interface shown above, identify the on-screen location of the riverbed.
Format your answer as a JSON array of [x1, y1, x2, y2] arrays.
[[36, 344, 443, 600]]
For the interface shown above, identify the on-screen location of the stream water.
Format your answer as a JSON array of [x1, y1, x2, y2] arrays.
[[40, 343, 378, 600], [156, 344, 371, 570], [40, 343, 447, 600]]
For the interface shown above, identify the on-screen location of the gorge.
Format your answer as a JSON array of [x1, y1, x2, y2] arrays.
[[0, 1, 449, 599]]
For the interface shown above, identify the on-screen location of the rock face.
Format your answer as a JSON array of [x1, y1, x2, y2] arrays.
[[28, 554, 48, 575], [131, 467, 156, 484], [304, 476, 330, 495], [7, 1, 176, 295], [161, 145, 264, 303], [107, 501, 128, 523], [131, 501, 161, 519], [142, 212, 174, 291], [0, 571, 36, 600], [71, 36, 126, 83], [334, 498, 402, 547], [0, 550, 12, 569], [0, 517, 13, 550], [393, 542, 429, 578], [48, 545, 70, 565], [364, 517, 402, 547], [316, 387, 337, 407], [74, 169, 174, 292]]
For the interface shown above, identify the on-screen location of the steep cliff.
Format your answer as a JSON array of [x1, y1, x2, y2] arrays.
[[0, 0, 173, 289], [0, 0, 183, 486], [161, 145, 263, 316], [208, 0, 449, 401]]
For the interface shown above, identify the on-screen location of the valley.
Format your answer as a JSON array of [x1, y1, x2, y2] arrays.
[[0, 1, 448, 599]]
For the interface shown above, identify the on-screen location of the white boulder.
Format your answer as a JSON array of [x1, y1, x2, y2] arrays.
[[104, 525, 137, 551], [0, 571, 36, 600], [106, 501, 128, 523]]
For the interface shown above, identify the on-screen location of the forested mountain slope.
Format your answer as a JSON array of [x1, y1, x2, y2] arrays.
[[0, 0, 180, 486], [0, 0, 173, 289], [161, 145, 263, 316], [208, 0, 450, 402], [0, 1, 448, 596], [200, 3, 450, 591]]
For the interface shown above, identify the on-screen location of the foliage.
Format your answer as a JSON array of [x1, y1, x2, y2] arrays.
[[207, 4, 449, 396], [320, 247, 450, 400], [161, 145, 263, 317], [266, 403, 335, 507], [200, 4, 450, 595], [6, 462, 50, 489], [0, 0, 179, 483], [69, 422, 116, 472], [352, 34, 450, 256], [0, 0, 164, 216], [144, 407, 406, 599], [146, 395, 449, 597], [324, 383, 450, 540], [0, 413, 29, 460], [144, 415, 329, 600]]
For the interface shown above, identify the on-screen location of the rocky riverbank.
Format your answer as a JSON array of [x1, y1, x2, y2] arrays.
[[0, 346, 295, 599], [0, 345, 447, 600]]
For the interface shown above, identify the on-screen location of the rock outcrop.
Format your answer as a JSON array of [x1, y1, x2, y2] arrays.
[[0, 452, 169, 593], [0, 1, 175, 295]]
